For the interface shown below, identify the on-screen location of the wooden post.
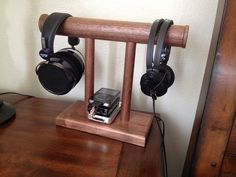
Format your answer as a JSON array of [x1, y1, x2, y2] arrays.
[[85, 38, 95, 111], [121, 42, 136, 122]]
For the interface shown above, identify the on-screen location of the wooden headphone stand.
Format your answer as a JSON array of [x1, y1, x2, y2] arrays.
[[38, 14, 189, 147]]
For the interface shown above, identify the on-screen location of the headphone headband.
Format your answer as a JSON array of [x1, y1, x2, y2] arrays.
[[154, 19, 173, 68], [140, 19, 175, 99], [40, 12, 71, 59], [146, 19, 164, 70]]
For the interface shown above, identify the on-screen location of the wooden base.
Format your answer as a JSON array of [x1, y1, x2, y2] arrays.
[[56, 101, 153, 147]]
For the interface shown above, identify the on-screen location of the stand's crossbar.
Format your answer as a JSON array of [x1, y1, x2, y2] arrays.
[[39, 14, 189, 47]]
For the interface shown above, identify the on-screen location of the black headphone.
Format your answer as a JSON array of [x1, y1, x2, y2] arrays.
[[35, 12, 84, 95], [140, 19, 175, 99]]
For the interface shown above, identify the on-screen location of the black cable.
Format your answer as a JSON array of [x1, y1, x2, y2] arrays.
[[152, 99, 168, 177], [0, 92, 34, 106], [150, 72, 167, 100], [0, 92, 34, 97]]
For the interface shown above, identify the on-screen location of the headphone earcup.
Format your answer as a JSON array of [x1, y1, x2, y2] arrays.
[[157, 64, 175, 87], [140, 70, 168, 97], [56, 48, 84, 81], [36, 49, 84, 95]]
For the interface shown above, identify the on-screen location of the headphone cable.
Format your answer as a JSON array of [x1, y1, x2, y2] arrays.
[[150, 71, 167, 99], [152, 98, 168, 177]]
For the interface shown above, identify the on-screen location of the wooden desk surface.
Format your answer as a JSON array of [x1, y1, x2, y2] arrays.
[[0, 94, 163, 177]]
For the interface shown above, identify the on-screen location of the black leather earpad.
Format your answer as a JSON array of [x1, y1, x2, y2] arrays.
[[157, 64, 175, 87], [36, 61, 75, 95], [140, 70, 168, 97], [36, 49, 84, 95], [56, 49, 84, 81]]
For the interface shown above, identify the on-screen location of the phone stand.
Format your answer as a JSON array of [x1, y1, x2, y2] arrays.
[[38, 15, 189, 147]]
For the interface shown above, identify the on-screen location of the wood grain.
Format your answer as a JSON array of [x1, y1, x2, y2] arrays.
[[117, 120, 163, 177], [225, 118, 236, 154], [221, 155, 236, 174], [38, 14, 189, 47], [120, 42, 136, 122], [182, 1, 226, 176], [0, 94, 163, 177], [220, 174, 236, 177], [56, 101, 153, 147], [220, 118, 236, 176], [190, 0, 236, 176]]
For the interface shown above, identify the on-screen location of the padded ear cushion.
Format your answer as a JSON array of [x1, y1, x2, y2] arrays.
[[36, 49, 84, 95], [56, 49, 84, 82], [36, 58, 75, 95], [140, 70, 168, 97], [157, 64, 175, 87]]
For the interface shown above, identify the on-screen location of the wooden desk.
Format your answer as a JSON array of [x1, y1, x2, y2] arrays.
[[0, 94, 163, 177]]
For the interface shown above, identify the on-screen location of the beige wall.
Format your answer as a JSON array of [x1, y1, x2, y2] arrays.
[[0, 0, 220, 176]]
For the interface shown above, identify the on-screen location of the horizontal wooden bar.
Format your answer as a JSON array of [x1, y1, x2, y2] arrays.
[[39, 14, 189, 48]]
